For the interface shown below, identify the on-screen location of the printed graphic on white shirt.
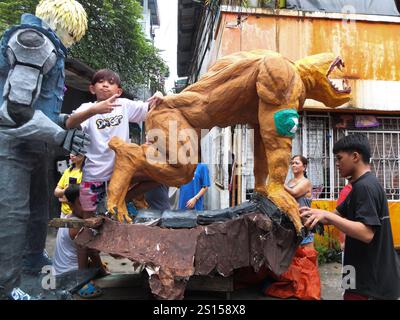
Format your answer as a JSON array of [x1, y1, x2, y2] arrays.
[[73, 98, 148, 181], [96, 115, 123, 129]]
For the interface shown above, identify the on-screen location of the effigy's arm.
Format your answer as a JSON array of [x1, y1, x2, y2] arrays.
[[0, 28, 89, 154], [1, 111, 89, 154]]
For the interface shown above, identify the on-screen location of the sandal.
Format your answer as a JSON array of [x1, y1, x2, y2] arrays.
[[78, 281, 102, 298]]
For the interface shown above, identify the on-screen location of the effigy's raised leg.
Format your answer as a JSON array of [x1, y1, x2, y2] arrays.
[[107, 137, 144, 223]]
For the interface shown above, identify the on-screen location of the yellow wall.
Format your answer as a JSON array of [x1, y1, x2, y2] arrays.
[[312, 200, 400, 249], [388, 202, 400, 248]]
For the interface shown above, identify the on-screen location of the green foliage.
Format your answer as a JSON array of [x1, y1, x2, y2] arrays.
[[0, 0, 168, 95], [315, 239, 342, 265], [0, 0, 37, 33]]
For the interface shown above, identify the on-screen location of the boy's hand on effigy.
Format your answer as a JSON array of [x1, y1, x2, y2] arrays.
[[92, 94, 122, 114], [147, 91, 164, 109], [300, 206, 330, 229]]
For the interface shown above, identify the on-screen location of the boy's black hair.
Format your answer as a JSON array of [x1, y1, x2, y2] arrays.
[[64, 184, 80, 204], [333, 133, 371, 164], [91, 69, 121, 88]]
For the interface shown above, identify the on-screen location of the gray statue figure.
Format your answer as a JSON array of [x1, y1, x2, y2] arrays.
[[0, 0, 89, 300]]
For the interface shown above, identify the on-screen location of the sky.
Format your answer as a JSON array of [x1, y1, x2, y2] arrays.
[[154, 0, 178, 94]]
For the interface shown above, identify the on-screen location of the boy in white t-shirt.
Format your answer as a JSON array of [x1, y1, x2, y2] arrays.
[[66, 69, 163, 214]]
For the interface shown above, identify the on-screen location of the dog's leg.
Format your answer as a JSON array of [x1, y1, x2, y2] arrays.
[[256, 56, 305, 236], [257, 104, 304, 236]]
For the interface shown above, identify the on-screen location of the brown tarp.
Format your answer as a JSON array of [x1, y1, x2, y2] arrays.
[[75, 212, 297, 299]]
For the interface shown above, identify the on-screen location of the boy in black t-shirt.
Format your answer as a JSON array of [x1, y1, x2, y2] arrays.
[[300, 133, 400, 300]]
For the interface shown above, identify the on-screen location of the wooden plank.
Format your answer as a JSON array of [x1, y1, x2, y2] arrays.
[[49, 217, 104, 229], [49, 218, 86, 229]]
